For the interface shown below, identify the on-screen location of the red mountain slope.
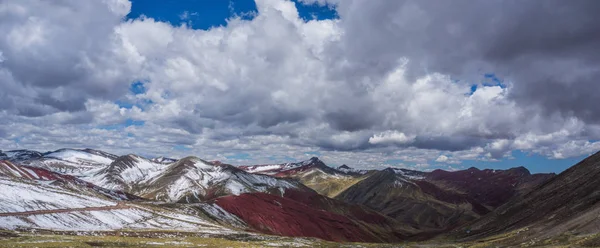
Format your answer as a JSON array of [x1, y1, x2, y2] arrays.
[[214, 189, 412, 242], [424, 167, 555, 208]]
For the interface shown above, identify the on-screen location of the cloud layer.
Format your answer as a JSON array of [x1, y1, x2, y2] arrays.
[[1, 0, 599, 170]]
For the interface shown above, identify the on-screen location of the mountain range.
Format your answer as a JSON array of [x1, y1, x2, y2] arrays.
[[2, 148, 600, 246]]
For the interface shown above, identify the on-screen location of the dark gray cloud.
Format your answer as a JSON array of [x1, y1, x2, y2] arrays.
[[332, 0, 600, 124], [35, 94, 86, 113], [412, 136, 485, 152], [0, 0, 135, 117], [313, 134, 371, 151], [59, 112, 95, 125], [324, 111, 376, 132], [15, 105, 55, 117]]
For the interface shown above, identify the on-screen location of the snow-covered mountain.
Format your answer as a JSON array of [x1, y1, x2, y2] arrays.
[[0, 157, 405, 242], [238, 157, 342, 176], [135, 157, 308, 203], [0, 174, 116, 213], [0, 149, 44, 162], [84, 154, 165, 192], [45, 148, 117, 163], [0, 162, 238, 234], [19, 148, 117, 176], [238, 157, 320, 176], [2, 149, 310, 204], [0, 160, 136, 201], [81, 155, 308, 202]]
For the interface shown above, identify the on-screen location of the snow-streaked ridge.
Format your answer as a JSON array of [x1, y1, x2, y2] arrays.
[[239, 157, 329, 176], [1, 150, 43, 161], [84, 154, 166, 191], [0, 177, 116, 213], [18, 148, 117, 176], [44, 148, 114, 165], [139, 157, 302, 203], [0, 161, 241, 234], [391, 168, 426, 180], [151, 156, 178, 164], [337, 164, 369, 175]]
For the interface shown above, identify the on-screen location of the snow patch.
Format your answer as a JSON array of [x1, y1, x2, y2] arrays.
[[392, 168, 425, 180], [44, 149, 113, 165], [0, 178, 115, 213], [0, 207, 238, 233]]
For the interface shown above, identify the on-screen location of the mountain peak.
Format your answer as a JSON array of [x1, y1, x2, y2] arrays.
[[338, 164, 351, 170], [4, 149, 44, 161], [507, 166, 531, 176], [110, 154, 140, 164], [298, 157, 325, 166], [180, 156, 204, 163], [151, 156, 178, 164], [98, 154, 149, 176], [170, 156, 216, 170]]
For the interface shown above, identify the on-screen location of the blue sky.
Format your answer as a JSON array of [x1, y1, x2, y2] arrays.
[[127, 0, 258, 29], [127, 0, 337, 29], [446, 151, 587, 174]]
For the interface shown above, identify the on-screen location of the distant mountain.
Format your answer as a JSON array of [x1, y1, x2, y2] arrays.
[[18, 148, 117, 176], [213, 162, 422, 242], [336, 168, 483, 234], [240, 158, 543, 237], [80, 155, 310, 203], [241, 157, 553, 233], [132, 157, 310, 203], [1, 149, 44, 161], [239, 157, 374, 197], [452, 151, 600, 244], [151, 156, 178, 164], [423, 166, 555, 208], [335, 166, 554, 234], [238, 157, 334, 176], [337, 164, 370, 175]]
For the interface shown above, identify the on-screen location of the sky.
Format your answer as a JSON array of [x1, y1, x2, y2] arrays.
[[1, 0, 599, 173]]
